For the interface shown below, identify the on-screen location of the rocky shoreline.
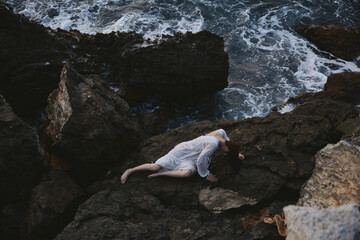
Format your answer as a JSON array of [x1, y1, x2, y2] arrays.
[[1, 1, 359, 239]]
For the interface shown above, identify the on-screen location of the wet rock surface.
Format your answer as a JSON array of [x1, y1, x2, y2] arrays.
[[296, 25, 360, 61]]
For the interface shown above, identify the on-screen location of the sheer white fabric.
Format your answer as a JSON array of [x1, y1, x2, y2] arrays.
[[218, 128, 230, 141], [155, 129, 230, 177]]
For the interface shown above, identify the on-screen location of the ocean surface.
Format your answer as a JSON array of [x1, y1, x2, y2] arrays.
[[6, 0, 360, 128]]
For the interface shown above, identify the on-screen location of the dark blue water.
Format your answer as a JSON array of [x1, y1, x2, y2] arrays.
[[6, 0, 360, 128]]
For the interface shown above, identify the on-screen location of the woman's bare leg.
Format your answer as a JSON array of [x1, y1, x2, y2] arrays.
[[147, 169, 193, 179], [121, 163, 162, 184]]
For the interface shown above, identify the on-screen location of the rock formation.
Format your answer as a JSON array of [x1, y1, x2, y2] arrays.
[[282, 73, 360, 239], [296, 25, 360, 61], [297, 139, 360, 208], [42, 65, 143, 180], [54, 71, 360, 240], [117, 31, 229, 98]]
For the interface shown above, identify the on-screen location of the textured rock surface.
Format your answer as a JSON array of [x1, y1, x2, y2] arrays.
[[284, 204, 360, 240], [199, 187, 258, 212], [28, 170, 84, 239], [117, 31, 228, 98], [42, 65, 142, 178], [297, 140, 360, 208], [0, 94, 43, 205], [140, 110, 169, 138], [296, 25, 360, 61], [54, 188, 246, 240]]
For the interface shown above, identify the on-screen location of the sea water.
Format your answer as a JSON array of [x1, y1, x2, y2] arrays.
[[5, 0, 360, 128]]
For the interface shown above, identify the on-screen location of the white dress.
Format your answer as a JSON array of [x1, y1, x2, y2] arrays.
[[155, 129, 230, 177]]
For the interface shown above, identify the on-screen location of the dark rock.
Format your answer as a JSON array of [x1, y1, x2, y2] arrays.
[[0, 94, 43, 206], [28, 170, 84, 239], [324, 72, 360, 104], [54, 188, 245, 240], [42, 65, 143, 181], [117, 31, 229, 98], [0, 202, 29, 240], [6, 63, 63, 122], [54, 188, 169, 240], [47, 8, 59, 18], [140, 110, 169, 138], [288, 72, 360, 106], [239, 221, 284, 240], [0, 2, 68, 92], [296, 25, 360, 61]]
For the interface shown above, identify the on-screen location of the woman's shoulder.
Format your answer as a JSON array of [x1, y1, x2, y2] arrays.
[[205, 129, 226, 137]]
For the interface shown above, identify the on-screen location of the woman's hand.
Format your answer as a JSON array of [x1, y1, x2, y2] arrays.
[[207, 173, 218, 182], [238, 153, 245, 160]]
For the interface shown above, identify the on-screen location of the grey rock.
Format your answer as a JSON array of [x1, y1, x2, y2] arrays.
[[297, 140, 360, 208], [284, 204, 360, 240], [199, 186, 257, 213]]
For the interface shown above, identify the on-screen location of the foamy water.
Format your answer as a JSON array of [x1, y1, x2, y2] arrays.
[[5, 0, 360, 127]]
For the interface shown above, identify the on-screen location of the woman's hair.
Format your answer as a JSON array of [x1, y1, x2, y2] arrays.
[[225, 141, 241, 159]]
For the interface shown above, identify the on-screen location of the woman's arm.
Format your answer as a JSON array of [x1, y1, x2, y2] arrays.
[[217, 129, 230, 141], [197, 141, 218, 180]]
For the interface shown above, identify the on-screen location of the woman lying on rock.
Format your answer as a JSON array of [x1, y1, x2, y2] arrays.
[[121, 129, 245, 184]]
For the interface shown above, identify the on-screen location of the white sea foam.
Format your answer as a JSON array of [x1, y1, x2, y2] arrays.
[[225, 1, 360, 120], [8, 0, 204, 39], [278, 103, 297, 114]]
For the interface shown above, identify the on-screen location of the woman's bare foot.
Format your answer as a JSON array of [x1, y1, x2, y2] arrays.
[[147, 173, 159, 179], [120, 169, 132, 184]]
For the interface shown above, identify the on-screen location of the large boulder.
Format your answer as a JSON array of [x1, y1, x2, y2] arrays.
[[0, 94, 43, 205], [116, 31, 229, 98], [297, 139, 360, 208], [284, 204, 360, 240], [296, 25, 360, 61], [42, 65, 143, 179]]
